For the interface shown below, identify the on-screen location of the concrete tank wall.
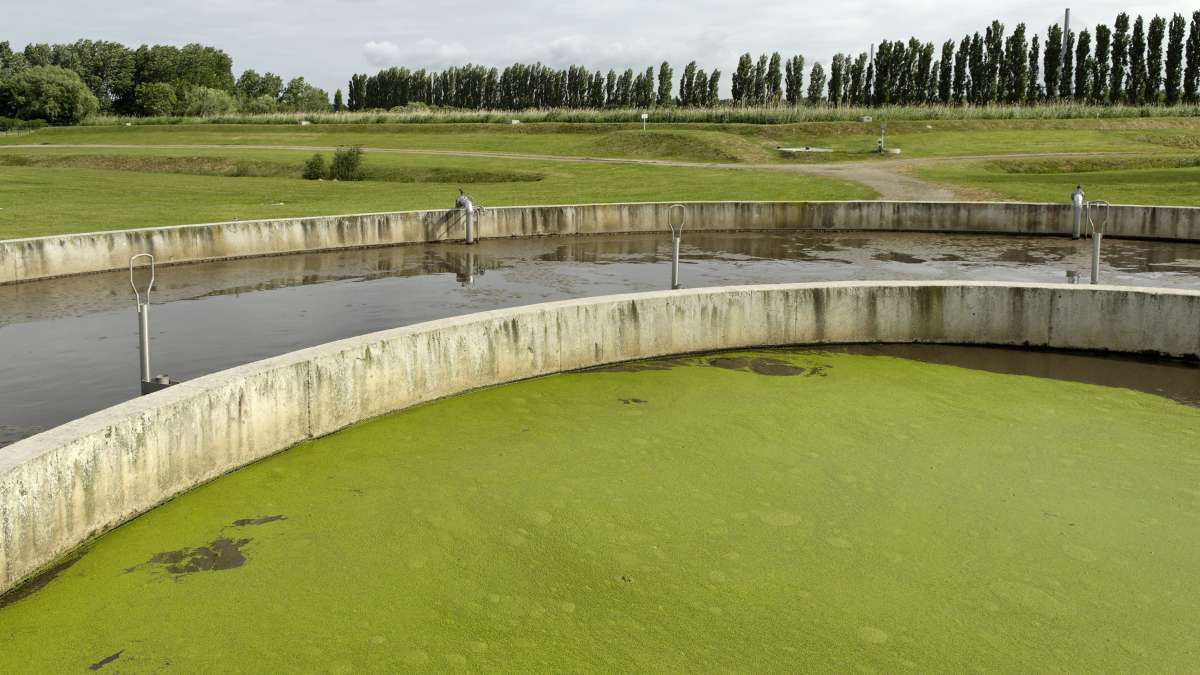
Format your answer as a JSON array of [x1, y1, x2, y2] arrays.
[[4, 201, 1200, 285], [2, 281, 1198, 597]]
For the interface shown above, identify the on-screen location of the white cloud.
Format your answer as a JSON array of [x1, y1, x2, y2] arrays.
[[362, 40, 402, 67]]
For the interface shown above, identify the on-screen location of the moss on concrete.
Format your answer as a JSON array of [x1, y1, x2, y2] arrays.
[[2, 350, 1198, 671]]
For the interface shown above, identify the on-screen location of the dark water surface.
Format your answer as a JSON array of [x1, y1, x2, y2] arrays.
[[2, 230, 1199, 446]]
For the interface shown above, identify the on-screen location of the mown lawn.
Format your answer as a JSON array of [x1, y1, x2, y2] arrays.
[[0, 148, 874, 239], [916, 159, 1200, 206]]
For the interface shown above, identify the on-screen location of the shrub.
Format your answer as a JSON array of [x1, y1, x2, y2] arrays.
[[0, 116, 47, 131], [302, 153, 326, 180], [177, 86, 236, 117], [0, 65, 98, 124], [328, 146, 364, 181], [240, 94, 278, 115], [134, 82, 177, 117]]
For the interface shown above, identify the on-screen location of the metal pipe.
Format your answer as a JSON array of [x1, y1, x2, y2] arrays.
[[1086, 200, 1110, 285], [138, 304, 151, 383], [1071, 186, 1084, 239], [465, 198, 475, 245], [668, 204, 686, 290], [671, 235, 681, 290]]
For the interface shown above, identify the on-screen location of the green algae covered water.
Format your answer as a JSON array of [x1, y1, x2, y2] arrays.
[[2, 349, 1199, 672]]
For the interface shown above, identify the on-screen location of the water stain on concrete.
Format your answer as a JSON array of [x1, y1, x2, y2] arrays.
[[87, 650, 123, 671], [0, 549, 85, 609]]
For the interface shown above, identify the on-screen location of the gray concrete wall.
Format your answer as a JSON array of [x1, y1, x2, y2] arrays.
[[4, 201, 1200, 285], [2, 281, 1198, 597]]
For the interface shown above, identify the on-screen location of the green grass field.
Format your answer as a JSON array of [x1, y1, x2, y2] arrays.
[[0, 147, 872, 238], [2, 115, 1200, 239], [2, 350, 1197, 672]]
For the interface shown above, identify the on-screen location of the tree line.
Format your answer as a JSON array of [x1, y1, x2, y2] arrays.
[[4, 10, 1200, 124], [348, 10, 1200, 110], [0, 39, 331, 123]]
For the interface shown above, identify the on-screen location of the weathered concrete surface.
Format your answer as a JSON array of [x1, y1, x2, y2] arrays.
[[4, 201, 1200, 285], [2, 281, 1198, 596]]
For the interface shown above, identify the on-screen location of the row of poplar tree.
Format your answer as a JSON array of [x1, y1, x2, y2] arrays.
[[348, 10, 1200, 109]]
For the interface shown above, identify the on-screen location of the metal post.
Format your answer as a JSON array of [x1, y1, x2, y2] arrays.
[[1086, 200, 1110, 285], [465, 199, 475, 244], [671, 235, 681, 290], [130, 254, 176, 395], [138, 303, 151, 383], [1071, 185, 1084, 239], [456, 190, 476, 244], [668, 204, 685, 290]]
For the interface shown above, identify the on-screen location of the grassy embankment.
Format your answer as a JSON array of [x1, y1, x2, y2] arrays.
[[2, 116, 1200, 238]]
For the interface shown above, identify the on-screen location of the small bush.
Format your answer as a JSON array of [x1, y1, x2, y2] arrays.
[[302, 153, 326, 180], [0, 117, 47, 132], [328, 146, 364, 181]]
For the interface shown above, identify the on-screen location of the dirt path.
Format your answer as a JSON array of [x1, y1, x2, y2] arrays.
[[1, 143, 1131, 201]]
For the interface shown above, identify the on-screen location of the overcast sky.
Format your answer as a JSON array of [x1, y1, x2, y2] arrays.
[[6, 1, 1197, 95]]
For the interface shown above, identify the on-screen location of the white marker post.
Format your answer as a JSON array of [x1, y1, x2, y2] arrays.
[[641, 112, 648, 131]]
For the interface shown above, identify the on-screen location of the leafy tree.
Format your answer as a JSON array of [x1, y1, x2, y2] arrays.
[[1166, 14, 1186, 104], [333, 89, 344, 112], [753, 54, 768, 104], [302, 153, 325, 180], [1111, 13, 1130, 103], [178, 85, 235, 116], [0, 41, 29, 79], [134, 81, 176, 116], [1093, 24, 1112, 102], [605, 70, 616, 107], [1004, 24, 1029, 103], [849, 52, 869, 105], [656, 61, 672, 106], [0, 65, 98, 123], [766, 52, 782, 103], [1043, 24, 1062, 99], [1059, 28, 1074, 99], [807, 62, 825, 104], [1074, 30, 1092, 101], [1147, 16, 1166, 103], [732, 54, 752, 104], [707, 70, 721, 106], [953, 35, 970, 103], [784, 55, 804, 104], [1027, 34, 1041, 103], [240, 94, 277, 114], [938, 41, 954, 103], [1187, 11, 1200, 102], [1128, 16, 1147, 103], [328, 146, 364, 181], [347, 74, 367, 111], [280, 77, 329, 112]]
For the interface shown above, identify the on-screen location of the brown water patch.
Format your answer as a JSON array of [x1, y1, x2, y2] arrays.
[[873, 251, 926, 264], [87, 650, 123, 671], [0, 549, 85, 609], [145, 538, 250, 575], [823, 344, 1200, 407], [593, 358, 689, 373], [709, 357, 810, 377], [232, 514, 287, 527]]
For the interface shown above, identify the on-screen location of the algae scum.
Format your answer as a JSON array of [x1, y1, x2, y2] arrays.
[[2, 350, 1199, 672]]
